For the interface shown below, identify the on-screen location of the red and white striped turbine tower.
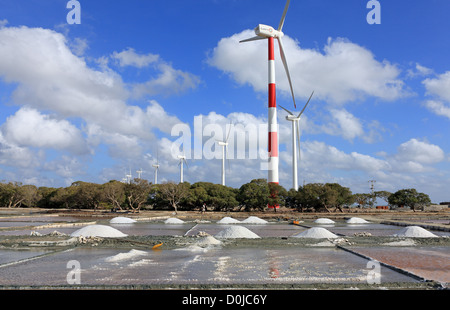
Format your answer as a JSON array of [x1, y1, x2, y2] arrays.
[[240, 0, 296, 209]]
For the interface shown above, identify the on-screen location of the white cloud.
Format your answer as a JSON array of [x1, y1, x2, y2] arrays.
[[423, 71, 450, 102], [208, 31, 407, 104], [2, 107, 89, 155], [329, 108, 364, 141], [423, 71, 450, 120], [111, 48, 159, 68], [394, 138, 444, 165]]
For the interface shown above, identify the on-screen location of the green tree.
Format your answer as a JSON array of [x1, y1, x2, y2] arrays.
[[388, 188, 431, 211], [103, 180, 126, 211], [124, 178, 152, 212], [156, 181, 189, 214], [237, 179, 269, 211], [0, 181, 26, 208]]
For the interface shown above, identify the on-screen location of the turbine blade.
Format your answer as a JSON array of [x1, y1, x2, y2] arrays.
[[278, 0, 291, 31], [278, 104, 294, 116], [297, 91, 314, 118], [278, 37, 296, 109], [239, 36, 265, 43], [225, 121, 232, 142]]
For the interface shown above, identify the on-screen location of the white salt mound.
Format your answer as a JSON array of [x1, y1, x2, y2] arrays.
[[105, 249, 147, 262], [217, 216, 241, 224], [196, 235, 222, 246], [314, 218, 335, 224], [241, 216, 268, 224], [394, 226, 438, 238], [70, 225, 127, 237], [164, 218, 185, 224], [215, 225, 260, 239], [293, 227, 338, 239], [110, 216, 137, 224], [346, 217, 369, 224]]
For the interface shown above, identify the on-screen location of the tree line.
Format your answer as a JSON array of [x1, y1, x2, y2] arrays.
[[0, 179, 432, 213]]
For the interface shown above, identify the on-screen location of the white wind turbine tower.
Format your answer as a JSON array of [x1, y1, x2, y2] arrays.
[[126, 168, 132, 184], [279, 91, 314, 190], [216, 123, 232, 186], [136, 169, 143, 179], [152, 151, 160, 184], [177, 155, 187, 183]]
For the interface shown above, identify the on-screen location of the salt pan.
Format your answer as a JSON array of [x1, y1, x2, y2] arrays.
[[215, 225, 260, 239], [217, 217, 241, 224], [164, 218, 185, 224], [241, 216, 268, 224], [293, 227, 338, 239], [70, 224, 127, 237], [110, 216, 137, 224], [393, 226, 438, 238], [314, 218, 335, 224], [346, 217, 369, 224], [105, 249, 147, 262]]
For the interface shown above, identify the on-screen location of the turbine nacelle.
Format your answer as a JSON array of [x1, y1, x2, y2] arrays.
[[254, 24, 284, 39], [217, 141, 228, 147]]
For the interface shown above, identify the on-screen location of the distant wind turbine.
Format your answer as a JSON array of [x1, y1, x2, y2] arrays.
[[279, 91, 314, 190], [152, 151, 160, 184], [177, 155, 187, 183], [239, 0, 296, 209], [216, 123, 232, 186], [136, 169, 143, 179]]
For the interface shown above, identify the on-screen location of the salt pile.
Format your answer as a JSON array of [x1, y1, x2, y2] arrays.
[[293, 227, 338, 239], [110, 216, 137, 224], [196, 235, 222, 246], [217, 216, 241, 224], [70, 224, 127, 237], [393, 226, 438, 238], [164, 218, 185, 224], [215, 225, 260, 239], [314, 218, 335, 224], [346, 217, 369, 224], [105, 249, 147, 262], [241, 216, 268, 224]]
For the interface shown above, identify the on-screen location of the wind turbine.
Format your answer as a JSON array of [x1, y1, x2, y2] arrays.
[[240, 0, 296, 209], [136, 169, 143, 179], [216, 123, 232, 186], [279, 91, 314, 190], [126, 168, 132, 184], [177, 155, 187, 183]]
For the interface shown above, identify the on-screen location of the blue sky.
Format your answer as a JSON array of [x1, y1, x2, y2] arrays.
[[0, 0, 450, 203]]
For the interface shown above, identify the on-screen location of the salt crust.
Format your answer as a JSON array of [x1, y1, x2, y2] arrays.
[[393, 226, 438, 238], [105, 249, 147, 262], [215, 225, 261, 239], [110, 216, 137, 224], [164, 218, 185, 224], [293, 227, 338, 239], [70, 224, 127, 237]]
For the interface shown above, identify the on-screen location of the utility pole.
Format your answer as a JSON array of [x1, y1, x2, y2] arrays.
[[368, 180, 376, 208]]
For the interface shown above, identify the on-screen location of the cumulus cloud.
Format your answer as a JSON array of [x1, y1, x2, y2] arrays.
[[208, 31, 407, 104], [423, 71, 450, 120], [111, 48, 159, 68], [2, 108, 89, 155], [394, 138, 444, 165]]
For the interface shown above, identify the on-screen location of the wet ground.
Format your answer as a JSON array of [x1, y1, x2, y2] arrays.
[[0, 208, 449, 290]]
